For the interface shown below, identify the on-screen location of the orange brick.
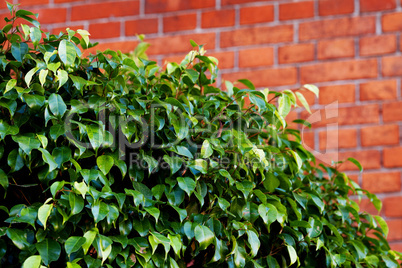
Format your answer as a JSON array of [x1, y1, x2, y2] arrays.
[[317, 38, 355, 60], [222, 67, 298, 88], [384, 196, 402, 217], [33, 8, 67, 24], [362, 172, 401, 193], [383, 101, 402, 122], [221, 25, 293, 48], [360, 80, 397, 101], [238, 47, 274, 68], [340, 150, 381, 171], [89, 22, 120, 39], [222, 0, 268, 5], [164, 13, 197, 32], [278, 43, 315, 64], [147, 33, 215, 55], [17, 0, 49, 5], [202, 9, 235, 28], [53, 0, 81, 2], [84, 41, 138, 56], [360, 0, 396, 12], [299, 17, 375, 41], [382, 12, 402, 32], [319, 84, 355, 104], [279, 1, 315, 21], [126, 18, 158, 36], [382, 56, 402, 77], [240, 5, 274, 25], [384, 147, 402, 167], [300, 59, 377, 84], [210, 51, 235, 69], [360, 35, 396, 56], [319, 128, 357, 150], [301, 131, 315, 150], [359, 198, 380, 215], [361, 124, 399, 147], [71, 1, 139, 21], [387, 219, 402, 241], [390, 243, 402, 252], [145, 0, 214, 13], [52, 25, 84, 35], [319, 0, 354, 16]]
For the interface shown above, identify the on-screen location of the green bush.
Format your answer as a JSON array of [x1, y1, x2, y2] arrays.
[[0, 3, 401, 267]]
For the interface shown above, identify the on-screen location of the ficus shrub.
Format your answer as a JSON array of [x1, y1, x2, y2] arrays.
[[0, 3, 401, 268]]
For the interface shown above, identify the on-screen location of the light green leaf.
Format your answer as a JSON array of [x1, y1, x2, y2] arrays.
[[374, 215, 389, 237], [295, 91, 311, 113], [83, 228, 98, 254], [48, 93, 67, 117], [5, 79, 16, 93], [39, 69, 48, 86], [87, 124, 103, 149], [246, 230, 260, 257], [12, 134, 41, 155], [38, 204, 52, 229], [201, 139, 213, 158], [56, 69, 68, 89], [38, 148, 58, 172], [30, 27, 41, 46], [278, 94, 291, 118], [25, 66, 39, 87], [347, 157, 363, 172], [22, 255, 41, 268], [307, 217, 323, 238], [0, 168, 8, 190], [74, 181, 87, 199], [58, 39, 77, 66], [69, 193, 84, 215], [65, 236, 86, 256], [289, 150, 303, 171], [177, 177, 196, 197], [258, 203, 278, 227], [303, 84, 319, 98], [287, 245, 297, 266], [96, 155, 114, 175], [77, 29, 90, 46], [91, 200, 109, 223], [194, 225, 214, 251], [144, 207, 160, 223]]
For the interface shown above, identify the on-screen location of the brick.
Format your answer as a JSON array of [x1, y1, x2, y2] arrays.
[[222, 0, 267, 5], [319, 0, 354, 16], [362, 172, 401, 193], [147, 33, 215, 55], [384, 147, 402, 167], [360, 80, 397, 101], [286, 110, 300, 130], [146, 0, 215, 13], [361, 124, 399, 147], [221, 25, 293, 48], [360, 0, 396, 12], [279, 1, 314, 20], [297, 88, 317, 106], [164, 13, 197, 32], [387, 220, 402, 241], [71, 1, 139, 21], [319, 84, 355, 104], [89, 22, 120, 39], [278, 43, 314, 64], [317, 38, 355, 60], [382, 56, 402, 77], [383, 101, 402, 122], [390, 243, 402, 252], [52, 25, 85, 35], [202, 9, 235, 28], [340, 150, 381, 171], [299, 17, 375, 41], [222, 67, 298, 88], [126, 18, 158, 36], [240, 5, 274, 25], [33, 8, 66, 24], [238, 47, 274, 68], [360, 35, 396, 56], [300, 59, 377, 84], [53, 0, 81, 2], [319, 128, 357, 150], [302, 130, 315, 150], [384, 196, 402, 217], [358, 198, 379, 215], [84, 40, 138, 56], [382, 12, 402, 32], [210, 51, 235, 69], [17, 0, 49, 5]]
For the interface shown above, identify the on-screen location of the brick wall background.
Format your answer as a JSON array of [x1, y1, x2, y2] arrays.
[[2, 0, 402, 249]]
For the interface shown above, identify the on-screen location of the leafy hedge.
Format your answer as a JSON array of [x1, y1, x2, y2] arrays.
[[0, 3, 401, 267]]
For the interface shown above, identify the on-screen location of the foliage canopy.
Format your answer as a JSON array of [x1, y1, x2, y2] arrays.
[[0, 3, 400, 267]]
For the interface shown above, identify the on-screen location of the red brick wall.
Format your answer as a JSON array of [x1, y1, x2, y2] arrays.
[[3, 0, 402, 249]]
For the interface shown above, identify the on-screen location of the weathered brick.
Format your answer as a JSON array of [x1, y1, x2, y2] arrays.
[[71, 1, 139, 21], [278, 43, 315, 64], [89, 22, 120, 39], [240, 5, 274, 25], [382, 12, 402, 32], [221, 67, 298, 88], [384, 147, 402, 167], [362, 172, 401, 193], [361, 124, 399, 147], [126, 18, 158, 36], [319, 84, 355, 104], [299, 17, 375, 40], [360, 80, 397, 101], [319, 128, 357, 150], [382, 56, 402, 77], [220, 25, 293, 48], [383, 101, 402, 122], [279, 1, 314, 20], [387, 220, 402, 241], [202, 9, 235, 28], [300, 59, 378, 84], [238, 47, 274, 68], [360, 35, 396, 56], [317, 38, 355, 60], [146, 0, 215, 13], [383, 196, 402, 217], [360, 0, 396, 12], [164, 13, 197, 32], [319, 0, 354, 16]]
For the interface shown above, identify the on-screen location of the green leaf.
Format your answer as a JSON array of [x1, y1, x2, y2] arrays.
[[278, 94, 291, 118], [22, 255, 41, 268], [83, 228, 98, 254], [263, 173, 280, 192], [307, 217, 323, 238], [38, 204, 52, 229], [12, 134, 41, 155], [77, 29, 90, 46], [87, 124, 103, 149], [303, 84, 319, 98], [289, 150, 303, 171], [201, 139, 213, 158], [97, 155, 114, 175], [48, 93, 67, 117], [65, 236, 86, 256], [7, 149, 24, 172], [29, 26, 41, 46], [74, 181, 88, 199], [0, 168, 8, 190], [52, 146, 71, 168], [238, 79, 255, 90], [39, 69, 48, 86], [349, 240, 368, 260], [69, 193, 84, 215], [287, 245, 297, 266], [374, 215, 389, 237], [36, 238, 61, 265], [194, 225, 214, 251], [25, 66, 39, 87], [295, 91, 311, 113], [5, 78, 16, 93], [258, 203, 277, 227], [56, 69, 68, 89], [177, 177, 196, 197], [38, 148, 58, 172], [246, 230, 260, 257], [11, 42, 29, 62], [91, 200, 109, 223], [24, 94, 46, 109], [144, 207, 160, 223], [347, 157, 363, 172], [58, 39, 77, 66]]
